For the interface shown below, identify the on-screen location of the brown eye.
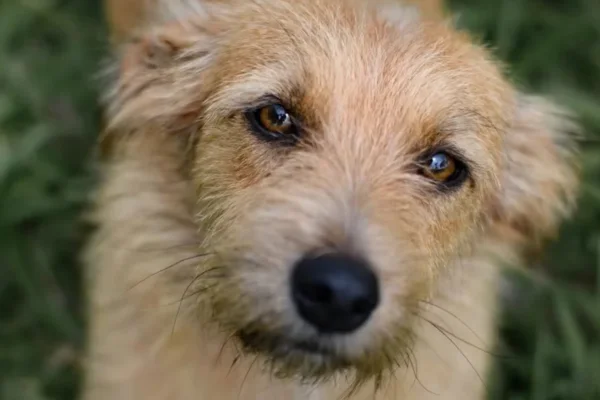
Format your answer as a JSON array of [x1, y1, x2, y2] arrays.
[[421, 152, 467, 187], [247, 103, 298, 144], [258, 104, 292, 133]]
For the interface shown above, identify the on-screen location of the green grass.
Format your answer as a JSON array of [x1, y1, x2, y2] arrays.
[[0, 0, 598, 399]]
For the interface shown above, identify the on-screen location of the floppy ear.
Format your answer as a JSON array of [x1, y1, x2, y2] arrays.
[[490, 94, 580, 246], [100, 6, 220, 155]]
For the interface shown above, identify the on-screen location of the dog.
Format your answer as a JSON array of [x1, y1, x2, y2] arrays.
[[83, 0, 579, 398]]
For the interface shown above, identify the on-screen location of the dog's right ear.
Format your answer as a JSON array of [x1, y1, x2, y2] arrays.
[[101, 11, 220, 155], [105, 0, 156, 43]]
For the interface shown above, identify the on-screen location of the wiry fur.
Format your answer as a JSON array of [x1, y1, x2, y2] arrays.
[[84, 0, 579, 399]]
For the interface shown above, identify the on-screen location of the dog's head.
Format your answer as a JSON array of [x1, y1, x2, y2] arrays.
[[105, 0, 579, 386]]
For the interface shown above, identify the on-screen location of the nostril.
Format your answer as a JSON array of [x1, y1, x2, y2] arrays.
[[352, 298, 375, 315], [299, 282, 334, 305], [291, 253, 380, 334]]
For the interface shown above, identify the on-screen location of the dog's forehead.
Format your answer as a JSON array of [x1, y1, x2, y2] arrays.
[[207, 0, 511, 155]]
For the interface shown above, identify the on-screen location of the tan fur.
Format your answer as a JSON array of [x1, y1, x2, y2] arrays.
[[104, 0, 445, 42], [84, 0, 579, 399]]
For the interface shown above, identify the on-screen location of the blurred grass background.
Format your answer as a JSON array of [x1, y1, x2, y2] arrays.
[[0, 0, 598, 399]]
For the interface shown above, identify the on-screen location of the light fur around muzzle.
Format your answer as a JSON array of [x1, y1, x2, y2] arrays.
[[83, 0, 579, 399]]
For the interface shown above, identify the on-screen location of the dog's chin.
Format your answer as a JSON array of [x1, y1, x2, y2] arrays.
[[236, 329, 356, 381]]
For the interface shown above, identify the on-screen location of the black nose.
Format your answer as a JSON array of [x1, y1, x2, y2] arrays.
[[291, 253, 379, 334]]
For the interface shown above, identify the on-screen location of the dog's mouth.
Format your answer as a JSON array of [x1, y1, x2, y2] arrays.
[[236, 328, 355, 378], [237, 329, 334, 357], [235, 328, 391, 382]]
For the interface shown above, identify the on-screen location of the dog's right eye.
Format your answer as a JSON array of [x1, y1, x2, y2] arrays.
[[246, 104, 299, 144]]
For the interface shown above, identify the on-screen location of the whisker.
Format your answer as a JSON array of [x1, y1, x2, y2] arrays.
[[418, 299, 487, 346], [411, 332, 450, 369], [381, 352, 402, 398], [404, 348, 417, 390], [159, 282, 223, 308], [422, 317, 513, 359], [136, 242, 202, 253], [238, 355, 260, 400], [175, 282, 222, 304], [428, 320, 487, 388], [171, 267, 222, 334], [228, 354, 241, 377], [129, 253, 214, 290], [405, 343, 438, 396], [216, 331, 238, 366]]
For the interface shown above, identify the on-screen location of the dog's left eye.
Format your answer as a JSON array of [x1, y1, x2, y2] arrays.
[[421, 152, 467, 187], [246, 104, 299, 143]]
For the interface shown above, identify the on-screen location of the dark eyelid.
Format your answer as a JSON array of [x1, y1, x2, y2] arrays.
[[245, 94, 296, 115], [246, 95, 306, 131], [247, 94, 285, 109], [417, 144, 472, 192], [421, 144, 472, 170], [244, 97, 304, 146]]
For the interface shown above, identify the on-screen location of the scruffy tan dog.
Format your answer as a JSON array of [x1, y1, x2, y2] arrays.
[[84, 0, 579, 399]]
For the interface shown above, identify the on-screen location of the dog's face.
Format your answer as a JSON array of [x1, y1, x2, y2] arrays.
[[107, 0, 578, 385]]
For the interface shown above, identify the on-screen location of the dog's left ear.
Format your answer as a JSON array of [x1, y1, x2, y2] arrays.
[[490, 94, 580, 245]]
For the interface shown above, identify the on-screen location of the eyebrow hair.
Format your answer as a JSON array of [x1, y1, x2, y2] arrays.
[[204, 63, 300, 117], [459, 108, 503, 134], [435, 107, 504, 145], [423, 107, 504, 175]]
